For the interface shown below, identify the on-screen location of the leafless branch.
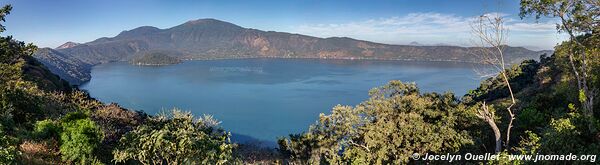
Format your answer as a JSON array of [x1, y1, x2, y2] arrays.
[[470, 13, 517, 152]]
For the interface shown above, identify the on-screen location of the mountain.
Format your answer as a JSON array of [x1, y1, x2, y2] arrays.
[[56, 41, 80, 49], [408, 41, 423, 46], [33, 18, 552, 85]]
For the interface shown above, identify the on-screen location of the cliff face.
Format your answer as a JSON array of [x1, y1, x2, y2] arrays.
[[34, 18, 551, 85]]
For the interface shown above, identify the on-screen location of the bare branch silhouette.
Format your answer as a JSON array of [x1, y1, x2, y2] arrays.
[[469, 13, 516, 153]]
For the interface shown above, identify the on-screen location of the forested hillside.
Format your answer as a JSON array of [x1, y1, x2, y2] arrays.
[[129, 51, 182, 66]]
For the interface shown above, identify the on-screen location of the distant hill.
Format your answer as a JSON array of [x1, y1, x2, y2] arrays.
[[56, 41, 80, 49], [33, 18, 552, 85]]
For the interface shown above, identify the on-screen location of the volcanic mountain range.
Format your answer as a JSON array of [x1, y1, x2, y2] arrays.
[[33, 18, 552, 85]]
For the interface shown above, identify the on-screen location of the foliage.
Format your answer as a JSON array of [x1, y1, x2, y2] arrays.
[[0, 4, 40, 125], [516, 107, 546, 130], [129, 52, 181, 65], [277, 133, 320, 164], [90, 104, 147, 162], [539, 112, 600, 155], [113, 109, 235, 165], [553, 35, 600, 116], [33, 119, 60, 139], [279, 81, 474, 164], [520, 0, 598, 34], [22, 55, 72, 92], [58, 112, 104, 164], [520, 0, 599, 134], [90, 103, 145, 144], [464, 59, 540, 104], [234, 143, 282, 164], [0, 125, 18, 164], [515, 131, 541, 156]]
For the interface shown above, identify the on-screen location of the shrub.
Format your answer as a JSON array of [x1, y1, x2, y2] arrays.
[[113, 109, 235, 165], [59, 112, 103, 164], [0, 126, 18, 164], [18, 140, 61, 164], [91, 103, 145, 144], [539, 113, 600, 155], [517, 107, 545, 130], [33, 119, 60, 139]]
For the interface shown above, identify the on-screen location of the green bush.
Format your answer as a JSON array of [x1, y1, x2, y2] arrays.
[[539, 113, 600, 155], [60, 111, 89, 123], [113, 109, 235, 165], [0, 125, 18, 164], [33, 119, 60, 139], [59, 113, 104, 164]]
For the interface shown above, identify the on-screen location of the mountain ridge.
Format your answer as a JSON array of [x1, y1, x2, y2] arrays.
[[56, 41, 80, 49], [34, 18, 553, 85]]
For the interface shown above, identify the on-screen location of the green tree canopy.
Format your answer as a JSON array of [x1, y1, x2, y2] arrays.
[[279, 81, 473, 164]]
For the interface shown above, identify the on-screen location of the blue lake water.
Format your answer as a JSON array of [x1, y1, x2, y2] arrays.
[[80, 59, 483, 142]]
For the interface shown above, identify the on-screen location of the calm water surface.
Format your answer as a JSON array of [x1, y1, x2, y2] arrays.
[[80, 59, 483, 142]]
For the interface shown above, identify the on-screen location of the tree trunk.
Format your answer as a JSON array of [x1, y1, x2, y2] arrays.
[[487, 116, 502, 153], [560, 15, 596, 133], [477, 102, 502, 153], [500, 71, 516, 149]]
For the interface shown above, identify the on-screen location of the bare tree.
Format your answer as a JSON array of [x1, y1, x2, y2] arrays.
[[474, 101, 502, 153], [470, 13, 516, 153]]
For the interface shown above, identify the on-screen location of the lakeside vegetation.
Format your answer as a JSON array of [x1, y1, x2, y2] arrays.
[[129, 52, 181, 66], [1, 0, 599, 164]]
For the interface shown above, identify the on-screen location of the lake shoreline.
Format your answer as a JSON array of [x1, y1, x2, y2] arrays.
[[73, 56, 497, 86], [80, 59, 485, 141]]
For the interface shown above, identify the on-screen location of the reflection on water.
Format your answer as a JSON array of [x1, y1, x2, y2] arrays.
[[80, 58, 484, 142], [209, 67, 265, 74]]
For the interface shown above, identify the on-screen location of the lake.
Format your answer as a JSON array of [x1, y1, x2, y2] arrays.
[[80, 59, 484, 142]]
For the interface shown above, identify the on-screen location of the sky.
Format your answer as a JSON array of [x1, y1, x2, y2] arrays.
[[1, 0, 567, 50]]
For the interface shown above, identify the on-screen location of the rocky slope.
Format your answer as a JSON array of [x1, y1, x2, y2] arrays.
[[34, 18, 552, 85]]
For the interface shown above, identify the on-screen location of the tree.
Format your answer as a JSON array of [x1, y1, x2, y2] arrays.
[[520, 0, 599, 132], [470, 13, 517, 153], [279, 81, 473, 164], [113, 109, 234, 165], [0, 4, 39, 126]]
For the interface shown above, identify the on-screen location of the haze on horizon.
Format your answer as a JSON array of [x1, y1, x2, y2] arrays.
[[3, 0, 566, 50]]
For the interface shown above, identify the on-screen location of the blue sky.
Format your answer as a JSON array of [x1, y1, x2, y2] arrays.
[[1, 0, 565, 50]]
